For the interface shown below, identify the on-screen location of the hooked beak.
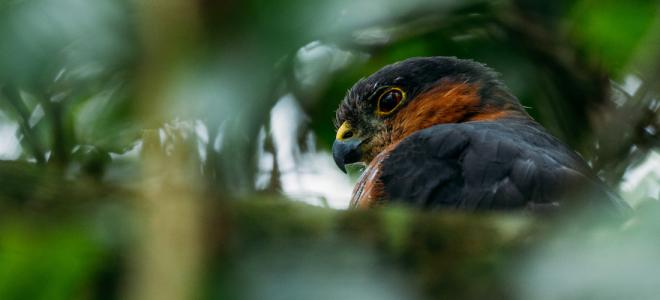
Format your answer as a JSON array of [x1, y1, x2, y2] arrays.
[[332, 121, 363, 173], [332, 138, 363, 173]]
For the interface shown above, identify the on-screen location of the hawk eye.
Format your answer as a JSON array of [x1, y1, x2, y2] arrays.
[[376, 87, 405, 116]]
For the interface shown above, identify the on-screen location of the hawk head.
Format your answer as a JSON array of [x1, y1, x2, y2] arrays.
[[333, 56, 527, 172]]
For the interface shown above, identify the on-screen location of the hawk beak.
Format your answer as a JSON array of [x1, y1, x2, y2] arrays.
[[332, 138, 363, 173], [332, 121, 363, 173]]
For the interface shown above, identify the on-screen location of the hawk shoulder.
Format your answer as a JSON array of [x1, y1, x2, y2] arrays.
[[377, 119, 629, 216]]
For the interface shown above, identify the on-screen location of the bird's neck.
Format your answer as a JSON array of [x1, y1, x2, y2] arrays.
[[388, 81, 528, 143]]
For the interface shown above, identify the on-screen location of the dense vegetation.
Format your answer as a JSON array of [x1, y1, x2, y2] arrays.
[[0, 0, 658, 299]]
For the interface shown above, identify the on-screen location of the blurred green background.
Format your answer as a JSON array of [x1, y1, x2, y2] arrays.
[[0, 0, 658, 299]]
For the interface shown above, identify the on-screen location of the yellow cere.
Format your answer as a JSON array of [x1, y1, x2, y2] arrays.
[[336, 121, 352, 141]]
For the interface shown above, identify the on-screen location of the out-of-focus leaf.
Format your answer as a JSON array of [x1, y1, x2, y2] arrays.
[[0, 0, 136, 87], [0, 219, 104, 300], [72, 82, 140, 154], [568, 0, 658, 76]]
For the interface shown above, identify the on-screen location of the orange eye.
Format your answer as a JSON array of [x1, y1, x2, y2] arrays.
[[377, 87, 405, 116]]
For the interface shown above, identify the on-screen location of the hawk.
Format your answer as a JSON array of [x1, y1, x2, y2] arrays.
[[332, 56, 629, 216]]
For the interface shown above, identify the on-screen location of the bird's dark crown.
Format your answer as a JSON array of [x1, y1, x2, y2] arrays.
[[335, 56, 522, 128]]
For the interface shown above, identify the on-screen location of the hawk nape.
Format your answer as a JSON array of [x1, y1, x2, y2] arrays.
[[332, 56, 629, 217]]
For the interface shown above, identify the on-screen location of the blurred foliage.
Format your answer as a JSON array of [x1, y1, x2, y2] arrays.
[[0, 0, 659, 299], [0, 219, 104, 300]]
